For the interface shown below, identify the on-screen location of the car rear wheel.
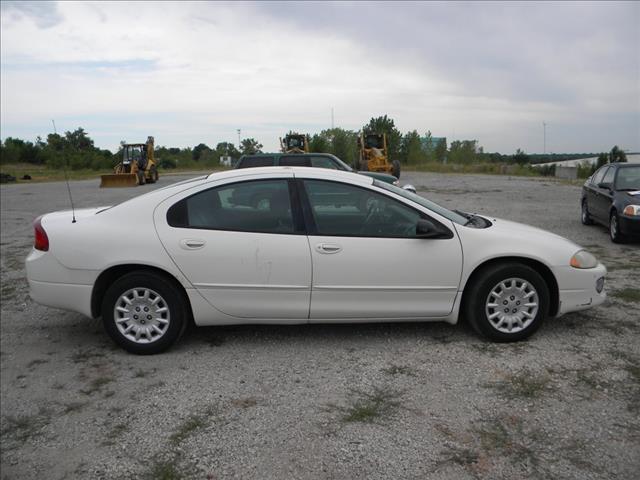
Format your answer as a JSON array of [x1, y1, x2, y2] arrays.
[[463, 263, 549, 342], [581, 200, 594, 225], [102, 271, 188, 354], [609, 211, 626, 243]]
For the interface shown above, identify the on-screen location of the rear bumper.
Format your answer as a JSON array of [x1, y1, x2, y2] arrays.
[[554, 263, 607, 316], [619, 214, 640, 236], [28, 279, 93, 317]]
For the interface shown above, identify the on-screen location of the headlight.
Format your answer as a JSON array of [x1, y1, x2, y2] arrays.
[[570, 250, 598, 269], [623, 205, 640, 216]]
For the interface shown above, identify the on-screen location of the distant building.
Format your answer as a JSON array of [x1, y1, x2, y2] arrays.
[[220, 156, 233, 167], [420, 136, 446, 153]]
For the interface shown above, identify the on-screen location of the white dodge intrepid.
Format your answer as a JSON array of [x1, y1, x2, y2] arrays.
[[26, 167, 606, 354]]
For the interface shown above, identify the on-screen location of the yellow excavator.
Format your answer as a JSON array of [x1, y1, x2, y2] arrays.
[[100, 136, 159, 187], [357, 132, 401, 178], [280, 133, 309, 153]]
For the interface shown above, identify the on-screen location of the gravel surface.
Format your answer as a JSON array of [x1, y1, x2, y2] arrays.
[[1, 171, 639, 479]]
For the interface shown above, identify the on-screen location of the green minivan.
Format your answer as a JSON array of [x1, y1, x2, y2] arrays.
[[235, 153, 400, 186]]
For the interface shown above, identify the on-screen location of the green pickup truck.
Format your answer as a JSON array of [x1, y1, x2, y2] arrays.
[[235, 153, 400, 186]]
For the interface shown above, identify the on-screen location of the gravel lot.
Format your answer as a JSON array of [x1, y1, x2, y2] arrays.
[[1, 171, 639, 480]]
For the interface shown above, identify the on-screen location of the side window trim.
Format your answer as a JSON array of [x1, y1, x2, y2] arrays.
[[298, 179, 452, 239]]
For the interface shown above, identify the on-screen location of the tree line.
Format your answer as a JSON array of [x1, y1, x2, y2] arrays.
[[0, 116, 630, 171]]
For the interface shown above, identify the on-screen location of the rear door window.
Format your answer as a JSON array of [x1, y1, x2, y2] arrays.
[[280, 155, 311, 167], [310, 156, 341, 170], [167, 180, 298, 234], [238, 156, 275, 168]]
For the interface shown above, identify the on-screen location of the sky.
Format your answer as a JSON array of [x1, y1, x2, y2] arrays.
[[1, 1, 639, 154]]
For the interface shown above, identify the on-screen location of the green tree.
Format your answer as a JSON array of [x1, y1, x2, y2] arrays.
[[240, 138, 263, 155], [434, 137, 447, 163], [449, 140, 479, 164], [192, 143, 211, 161], [596, 152, 608, 168], [399, 130, 425, 164], [308, 128, 358, 166], [512, 148, 530, 165], [609, 145, 627, 163], [215, 142, 240, 158], [362, 115, 403, 161]]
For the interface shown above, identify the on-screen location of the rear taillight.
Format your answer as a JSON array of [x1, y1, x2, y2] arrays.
[[34, 216, 49, 251]]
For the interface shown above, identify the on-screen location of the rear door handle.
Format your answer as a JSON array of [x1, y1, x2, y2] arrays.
[[180, 239, 206, 250], [315, 243, 342, 254]]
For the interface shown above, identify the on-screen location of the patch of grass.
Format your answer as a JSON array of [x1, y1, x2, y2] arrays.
[[382, 364, 417, 377], [169, 415, 207, 445], [231, 397, 258, 409], [611, 288, 640, 303], [27, 358, 49, 369], [169, 406, 217, 446], [102, 423, 129, 446], [81, 375, 114, 395], [64, 401, 88, 414], [1, 408, 51, 444], [70, 349, 106, 363], [486, 369, 551, 400], [328, 386, 404, 424], [144, 459, 182, 480], [437, 445, 479, 467]]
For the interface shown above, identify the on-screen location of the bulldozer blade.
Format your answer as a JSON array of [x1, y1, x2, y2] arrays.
[[100, 174, 138, 188]]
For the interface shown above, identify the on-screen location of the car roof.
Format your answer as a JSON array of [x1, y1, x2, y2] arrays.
[[206, 166, 373, 186]]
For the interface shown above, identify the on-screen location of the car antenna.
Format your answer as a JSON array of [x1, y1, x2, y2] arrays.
[[52, 120, 76, 223]]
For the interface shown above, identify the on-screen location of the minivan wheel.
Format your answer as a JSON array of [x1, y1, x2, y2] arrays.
[[102, 271, 187, 354], [463, 263, 549, 342], [581, 200, 594, 225]]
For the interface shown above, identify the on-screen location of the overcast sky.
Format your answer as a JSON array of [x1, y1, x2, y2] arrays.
[[1, 1, 638, 154]]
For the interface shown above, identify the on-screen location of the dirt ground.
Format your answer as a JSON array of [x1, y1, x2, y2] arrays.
[[1, 171, 638, 480]]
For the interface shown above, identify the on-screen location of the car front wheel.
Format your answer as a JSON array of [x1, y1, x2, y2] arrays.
[[609, 211, 625, 243], [102, 271, 188, 354], [463, 263, 549, 342]]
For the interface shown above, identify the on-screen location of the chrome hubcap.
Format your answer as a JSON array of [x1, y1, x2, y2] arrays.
[[114, 288, 170, 344], [485, 278, 538, 333]]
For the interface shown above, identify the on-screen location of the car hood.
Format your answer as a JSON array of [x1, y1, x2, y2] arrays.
[[614, 190, 640, 205]]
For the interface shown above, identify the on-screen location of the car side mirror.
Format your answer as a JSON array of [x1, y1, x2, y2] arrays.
[[597, 182, 612, 191], [416, 219, 450, 239], [402, 184, 417, 194]]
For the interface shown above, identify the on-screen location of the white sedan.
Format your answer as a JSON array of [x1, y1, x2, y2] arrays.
[[26, 167, 607, 354]]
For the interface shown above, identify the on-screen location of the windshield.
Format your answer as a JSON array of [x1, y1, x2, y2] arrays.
[[615, 166, 640, 190], [373, 180, 468, 225]]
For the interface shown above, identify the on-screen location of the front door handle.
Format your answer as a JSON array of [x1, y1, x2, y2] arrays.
[[315, 243, 342, 254], [180, 239, 206, 250]]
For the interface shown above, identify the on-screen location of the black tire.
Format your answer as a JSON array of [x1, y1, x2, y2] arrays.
[[136, 170, 146, 186], [463, 262, 549, 342], [392, 159, 401, 179], [581, 199, 594, 225], [147, 166, 158, 184], [102, 271, 188, 354], [609, 211, 626, 243]]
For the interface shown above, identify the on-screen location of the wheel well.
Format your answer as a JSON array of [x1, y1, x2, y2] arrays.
[[91, 264, 193, 321], [460, 257, 559, 318]]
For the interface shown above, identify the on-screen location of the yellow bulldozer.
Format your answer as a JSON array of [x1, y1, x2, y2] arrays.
[[100, 136, 159, 188], [357, 132, 401, 178], [280, 133, 309, 153]]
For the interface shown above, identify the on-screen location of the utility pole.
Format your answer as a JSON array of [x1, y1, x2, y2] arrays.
[[237, 129, 241, 150], [331, 108, 334, 129], [543, 121, 547, 155]]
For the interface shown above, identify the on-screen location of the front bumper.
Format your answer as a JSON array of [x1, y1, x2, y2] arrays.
[[619, 214, 640, 236], [554, 263, 607, 316]]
